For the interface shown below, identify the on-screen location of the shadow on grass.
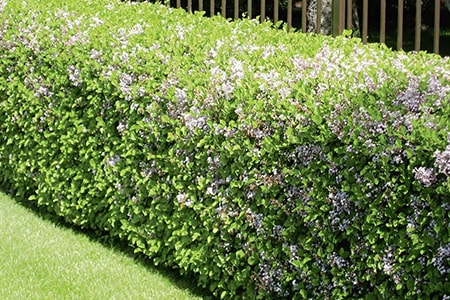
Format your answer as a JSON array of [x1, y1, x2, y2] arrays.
[[0, 187, 215, 300]]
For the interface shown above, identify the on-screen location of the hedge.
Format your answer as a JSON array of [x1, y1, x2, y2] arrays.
[[0, 0, 449, 298]]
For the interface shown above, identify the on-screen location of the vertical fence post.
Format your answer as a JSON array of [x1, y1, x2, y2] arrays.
[[434, 0, 440, 54], [222, 0, 226, 17], [261, 0, 266, 22], [302, 0, 307, 33], [346, 0, 352, 30], [316, 0, 322, 33], [380, 0, 386, 43], [362, 0, 368, 43], [332, 0, 345, 36], [210, 0, 215, 17], [234, 0, 239, 19], [415, 0, 421, 51], [332, 0, 339, 36], [248, 0, 252, 19], [287, 0, 292, 31], [274, 0, 279, 23], [199, 0, 203, 12], [397, 0, 404, 50]]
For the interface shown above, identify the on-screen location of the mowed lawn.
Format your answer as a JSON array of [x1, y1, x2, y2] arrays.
[[0, 191, 204, 300]]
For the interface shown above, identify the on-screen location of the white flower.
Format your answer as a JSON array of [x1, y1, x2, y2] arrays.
[[413, 167, 437, 187], [435, 145, 450, 176]]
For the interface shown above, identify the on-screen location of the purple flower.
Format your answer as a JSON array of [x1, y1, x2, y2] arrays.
[[434, 145, 450, 176], [288, 144, 324, 166], [246, 208, 264, 233], [182, 112, 208, 132], [229, 58, 244, 82], [177, 193, 193, 207], [119, 73, 133, 95], [67, 65, 81, 86], [129, 23, 144, 35], [329, 252, 349, 269], [382, 246, 396, 275], [272, 225, 285, 240], [432, 243, 450, 275], [256, 263, 283, 294], [106, 155, 121, 168], [413, 167, 437, 187], [175, 88, 187, 103], [116, 121, 128, 135], [395, 77, 425, 112]]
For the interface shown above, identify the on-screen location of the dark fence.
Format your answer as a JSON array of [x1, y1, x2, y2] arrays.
[[336, 0, 447, 54], [161, 0, 449, 55]]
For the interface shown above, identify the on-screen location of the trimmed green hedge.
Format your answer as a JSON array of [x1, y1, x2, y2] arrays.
[[0, 0, 449, 298]]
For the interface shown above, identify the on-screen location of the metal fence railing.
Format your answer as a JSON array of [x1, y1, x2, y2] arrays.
[[164, 0, 449, 55]]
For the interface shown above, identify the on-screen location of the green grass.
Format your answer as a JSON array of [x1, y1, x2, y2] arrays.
[[0, 191, 206, 300]]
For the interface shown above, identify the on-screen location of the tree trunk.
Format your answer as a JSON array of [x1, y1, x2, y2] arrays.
[[306, 0, 360, 35]]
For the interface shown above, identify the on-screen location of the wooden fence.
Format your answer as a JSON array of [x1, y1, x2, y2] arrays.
[[334, 0, 445, 54], [165, 0, 449, 55]]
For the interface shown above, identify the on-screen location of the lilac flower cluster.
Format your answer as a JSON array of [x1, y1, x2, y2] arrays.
[[382, 246, 396, 276], [182, 108, 209, 133], [287, 143, 325, 167], [406, 195, 432, 235], [256, 263, 284, 295], [164, 86, 190, 119], [434, 145, 450, 176], [432, 243, 450, 275], [272, 225, 285, 240], [228, 57, 245, 82], [395, 77, 426, 113], [24, 74, 53, 98], [245, 208, 264, 234], [426, 74, 450, 107], [0, 0, 6, 13], [216, 200, 239, 220], [118, 72, 133, 96], [327, 190, 353, 232], [205, 177, 226, 197], [413, 167, 437, 187], [210, 66, 235, 101], [106, 154, 121, 168], [177, 192, 193, 207], [328, 252, 349, 269], [254, 69, 282, 92], [67, 65, 81, 87], [212, 123, 237, 139], [241, 121, 274, 143], [206, 154, 221, 172], [116, 120, 128, 135], [139, 161, 161, 179], [283, 185, 310, 215]]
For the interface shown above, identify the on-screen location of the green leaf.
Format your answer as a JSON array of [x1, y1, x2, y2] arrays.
[[236, 250, 245, 260]]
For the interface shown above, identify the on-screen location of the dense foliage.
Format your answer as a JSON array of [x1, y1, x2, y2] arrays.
[[0, 0, 449, 298]]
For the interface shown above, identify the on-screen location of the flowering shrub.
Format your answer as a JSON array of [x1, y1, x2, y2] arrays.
[[0, 0, 449, 298]]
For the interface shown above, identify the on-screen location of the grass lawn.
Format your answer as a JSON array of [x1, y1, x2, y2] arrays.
[[0, 191, 206, 300]]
